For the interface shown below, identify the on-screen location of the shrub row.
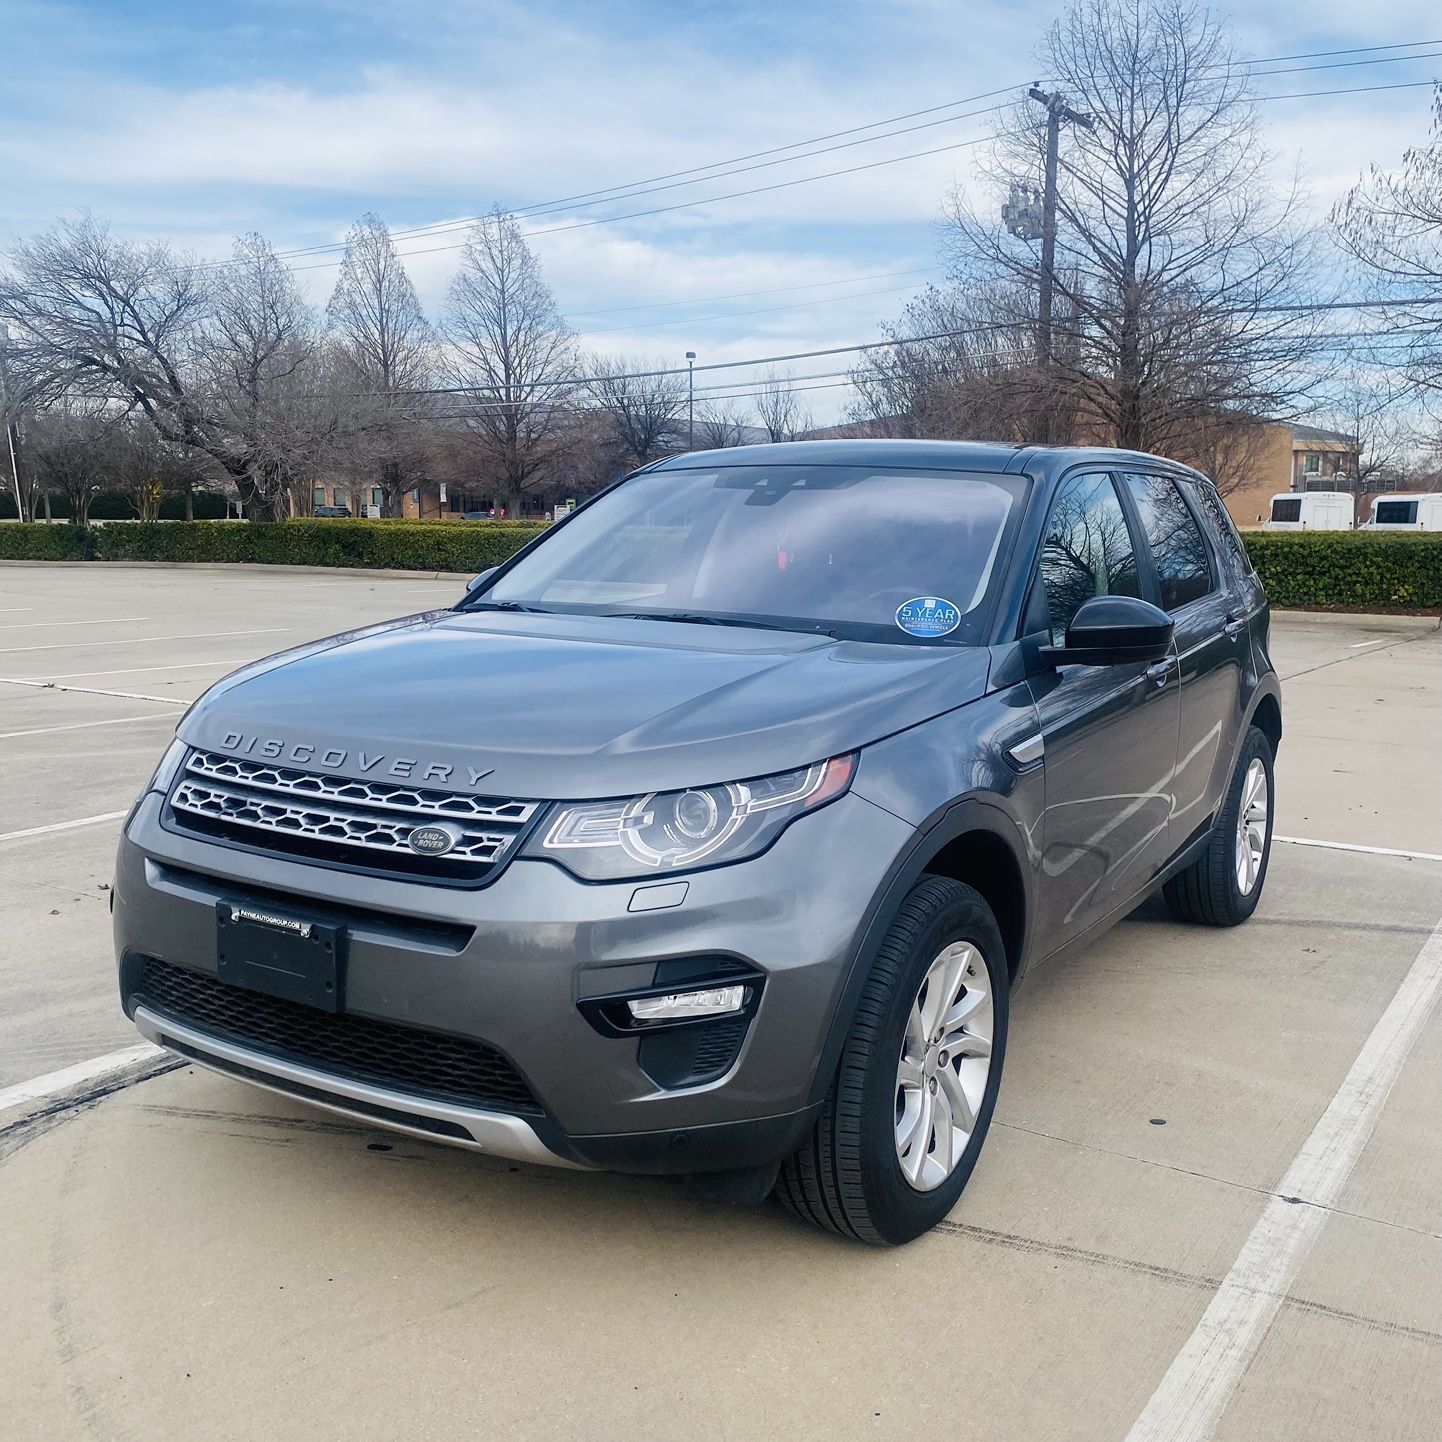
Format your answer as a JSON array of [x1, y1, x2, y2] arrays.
[[1240, 531, 1442, 610], [2, 519, 1439, 609], [0, 519, 550, 571]]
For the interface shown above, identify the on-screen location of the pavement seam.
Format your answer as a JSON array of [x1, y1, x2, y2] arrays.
[[1278, 627, 1437, 681], [934, 1221, 1442, 1347]]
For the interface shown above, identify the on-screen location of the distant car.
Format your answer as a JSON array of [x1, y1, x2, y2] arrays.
[[463, 510, 498, 522], [1265, 491, 1353, 530], [313, 504, 351, 518]]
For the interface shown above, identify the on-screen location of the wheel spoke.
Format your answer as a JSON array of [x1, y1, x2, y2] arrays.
[[905, 1000, 928, 1057], [941, 1028, 991, 1061], [899, 1089, 933, 1184], [897, 1055, 925, 1089], [940, 984, 989, 1033], [939, 1063, 977, 1133], [930, 1088, 955, 1174]]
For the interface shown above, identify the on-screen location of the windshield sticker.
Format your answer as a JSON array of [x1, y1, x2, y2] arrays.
[[895, 596, 961, 638]]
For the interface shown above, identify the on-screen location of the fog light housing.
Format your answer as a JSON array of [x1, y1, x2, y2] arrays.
[[627, 985, 746, 1023]]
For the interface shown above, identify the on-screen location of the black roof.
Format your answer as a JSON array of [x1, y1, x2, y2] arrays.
[[649, 437, 1207, 479]]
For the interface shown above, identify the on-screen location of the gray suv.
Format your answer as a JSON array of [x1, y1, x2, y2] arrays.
[[115, 440, 1281, 1244]]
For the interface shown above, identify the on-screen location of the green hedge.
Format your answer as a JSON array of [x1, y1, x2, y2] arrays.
[[0, 523, 93, 560], [1241, 531, 1442, 610], [101, 520, 551, 570], [4, 519, 1440, 609]]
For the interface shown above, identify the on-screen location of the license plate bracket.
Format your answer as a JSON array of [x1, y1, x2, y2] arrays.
[[216, 902, 346, 1013]]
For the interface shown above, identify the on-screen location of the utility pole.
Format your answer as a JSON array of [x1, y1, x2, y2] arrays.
[[686, 351, 697, 450], [1016, 87, 1093, 443]]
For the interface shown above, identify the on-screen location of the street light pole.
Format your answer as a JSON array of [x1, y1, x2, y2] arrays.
[[686, 351, 696, 449]]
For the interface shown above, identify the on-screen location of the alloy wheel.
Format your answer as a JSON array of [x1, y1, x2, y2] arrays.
[[1235, 757, 1269, 895], [894, 941, 994, 1192]]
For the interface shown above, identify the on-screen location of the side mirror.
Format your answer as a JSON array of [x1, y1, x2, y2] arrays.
[[465, 567, 497, 595], [1039, 595, 1173, 667]]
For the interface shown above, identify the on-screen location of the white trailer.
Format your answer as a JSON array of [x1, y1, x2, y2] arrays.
[[1363, 494, 1442, 531], [1264, 492, 1354, 530]]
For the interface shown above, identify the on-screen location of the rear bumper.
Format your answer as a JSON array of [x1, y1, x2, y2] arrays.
[[115, 786, 914, 1174]]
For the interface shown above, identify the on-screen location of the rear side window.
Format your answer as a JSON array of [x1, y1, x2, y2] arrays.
[[1186, 478, 1253, 580], [1038, 471, 1141, 644], [1121, 474, 1213, 611], [1270, 497, 1302, 523]]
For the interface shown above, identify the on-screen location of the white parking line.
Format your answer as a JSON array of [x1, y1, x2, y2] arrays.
[[1347, 638, 1388, 648], [0, 713, 179, 740], [0, 615, 150, 629], [29, 658, 240, 681], [0, 1043, 166, 1117], [0, 626, 289, 655], [1124, 915, 1442, 1442], [0, 811, 131, 843], [0, 677, 188, 704], [1277, 834, 1442, 864]]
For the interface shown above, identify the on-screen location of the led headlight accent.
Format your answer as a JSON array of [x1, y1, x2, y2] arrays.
[[533, 753, 856, 880], [627, 985, 747, 1022]]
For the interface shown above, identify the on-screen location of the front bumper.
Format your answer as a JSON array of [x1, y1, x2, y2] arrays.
[[115, 787, 915, 1174]]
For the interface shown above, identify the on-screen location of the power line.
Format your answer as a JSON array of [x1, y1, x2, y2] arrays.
[[578, 282, 927, 336], [278, 77, 1442, 277], [260, 39, 1442, 268], [1256, 77, 1439, 102], [567, 267, 941, 318]]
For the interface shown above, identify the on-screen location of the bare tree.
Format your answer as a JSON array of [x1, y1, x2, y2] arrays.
[[326, 214, 433, 392], [943, 0, 1323, 454], [442, 208, 576, 518], [25, 405, 118, 523], [753, 366, 813, 441], [693, 400, 750, 449], [1333, 87, 1442, 401], [205, 232, 330, 518], [0, 216, 323, 519], [326, 214, 435, 514], [587, 354, 686, 466], [848, 283, 1043, 440]]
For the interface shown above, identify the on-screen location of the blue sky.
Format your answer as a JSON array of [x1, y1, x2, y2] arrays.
[[1, 0, 1438, 415]]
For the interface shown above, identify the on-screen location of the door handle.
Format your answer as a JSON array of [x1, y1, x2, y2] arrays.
[[1144, 658, 1174, 688], [1223, 615, 1246, 639]]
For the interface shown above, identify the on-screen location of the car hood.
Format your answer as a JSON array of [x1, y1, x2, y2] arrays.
[[180, 610, 993, 799]]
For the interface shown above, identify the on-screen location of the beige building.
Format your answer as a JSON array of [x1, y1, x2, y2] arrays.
[[1222, 422, 1361, 529]]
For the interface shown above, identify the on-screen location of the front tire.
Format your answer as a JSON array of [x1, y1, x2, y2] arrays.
[[775, 876, 1008, 1245], [1162, 724, 1274, 926]]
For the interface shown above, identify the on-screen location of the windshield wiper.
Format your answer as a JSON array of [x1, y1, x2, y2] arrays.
[[620, 611, 840, 638], [467, 600, 556, 614]]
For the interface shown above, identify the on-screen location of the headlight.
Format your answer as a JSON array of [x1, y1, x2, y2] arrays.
[[527, 754, 856, 880], [144, 738, 188, 794]]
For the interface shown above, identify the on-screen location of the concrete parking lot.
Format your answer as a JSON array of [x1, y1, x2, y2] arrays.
[[1, 563, 1439, 1441]]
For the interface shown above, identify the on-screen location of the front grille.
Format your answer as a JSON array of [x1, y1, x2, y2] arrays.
[[131, 955, 542, 1115], [168, 749, 538, 882]]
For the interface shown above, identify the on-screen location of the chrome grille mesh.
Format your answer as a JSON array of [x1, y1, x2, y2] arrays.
[[169, 749, 534, 876]]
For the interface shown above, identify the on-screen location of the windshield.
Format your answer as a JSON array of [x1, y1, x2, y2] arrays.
[[1270, 498, 1302, 522], [470, 464, 1027, 644]]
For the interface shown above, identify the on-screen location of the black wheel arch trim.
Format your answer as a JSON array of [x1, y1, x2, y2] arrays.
[[805, 795, 1033, 1109]]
